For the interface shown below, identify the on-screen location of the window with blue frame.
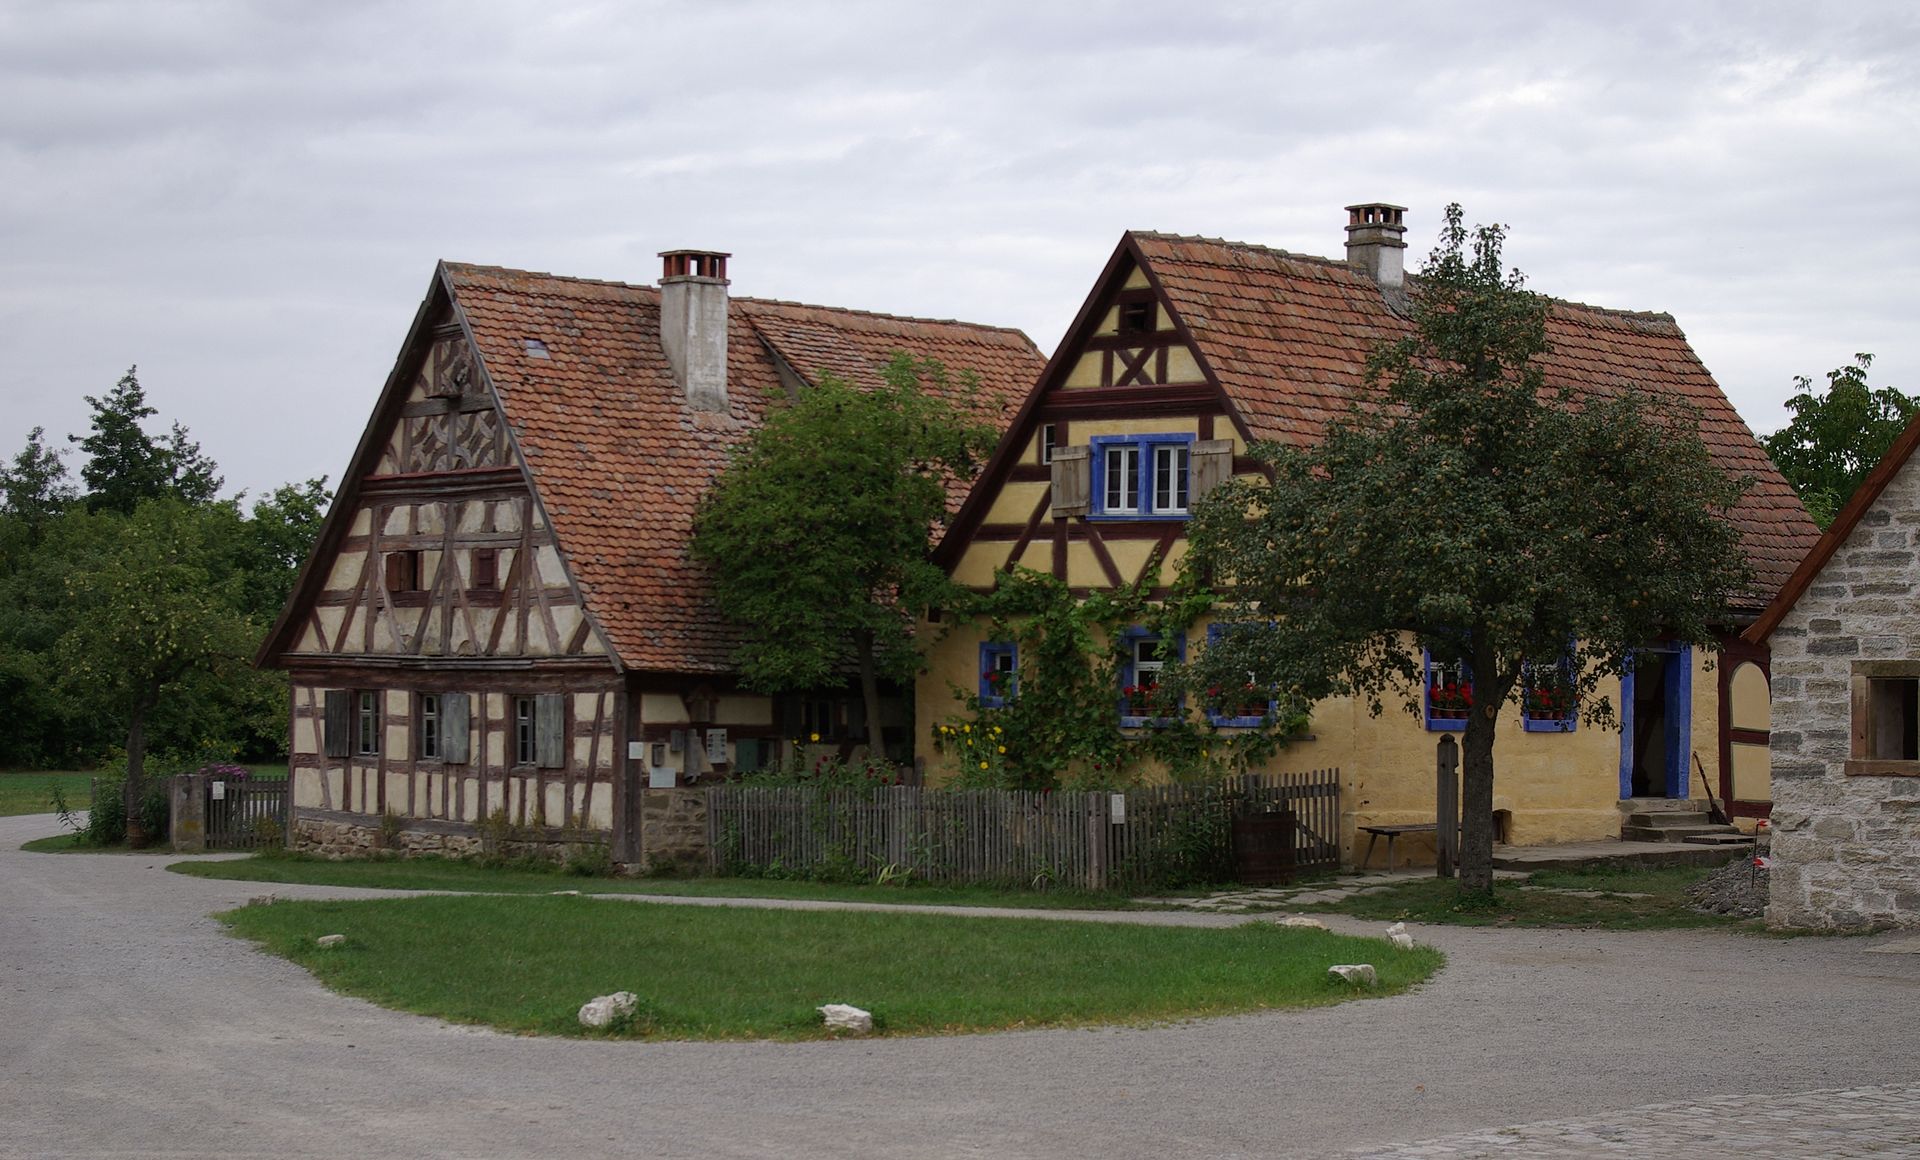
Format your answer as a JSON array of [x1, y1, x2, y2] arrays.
[[1119, 628, 1184, 726], [1423, 649, 1472, 732], [1205, 624, 1276, 727], [979, 642, 1017, 707], [1091, 434, 1193, 518], [1521, 654, 1578, 733]]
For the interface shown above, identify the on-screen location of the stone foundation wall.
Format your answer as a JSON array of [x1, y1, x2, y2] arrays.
[[292, 814, 606, 867], [1766, 461, 1920, 930], [639, 788, 710, 873]]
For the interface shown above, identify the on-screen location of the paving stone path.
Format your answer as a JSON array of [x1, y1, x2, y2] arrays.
[[1352, 1083, 1920, 1158]]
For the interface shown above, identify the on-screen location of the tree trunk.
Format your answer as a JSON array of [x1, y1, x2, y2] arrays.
[[1457, 707, 1496, 894], [855, 628, 884, 761], [123, 697, 151, 846]]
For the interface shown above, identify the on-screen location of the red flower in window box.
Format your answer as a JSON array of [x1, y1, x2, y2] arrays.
[[1525, 685, 1572, 720], [1429, 680, 1472, 719]]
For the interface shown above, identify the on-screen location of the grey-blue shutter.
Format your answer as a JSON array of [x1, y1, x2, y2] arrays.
[[323, 690, 350, 758], [441, 693, 471, 764], [535, 694, 566, 768]]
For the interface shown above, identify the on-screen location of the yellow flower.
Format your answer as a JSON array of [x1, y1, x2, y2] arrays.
[[992, 726, 1002, 735], [809, 732, 820, 743], [979, 761, 989, 770], [963, 724, 971, 733], [997, 745, 1006, 754], [1201, 748, 1210, 758]]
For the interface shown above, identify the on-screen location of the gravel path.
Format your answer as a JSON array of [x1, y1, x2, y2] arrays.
[[3, 813, 1917, 1159]]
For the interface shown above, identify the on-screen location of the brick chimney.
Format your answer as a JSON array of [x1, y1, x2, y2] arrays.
[[658, 250, 731, 413], [1345, 203, 1407, 289]]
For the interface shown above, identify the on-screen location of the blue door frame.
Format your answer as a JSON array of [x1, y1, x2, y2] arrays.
[[1619, 644, 1692, 799]]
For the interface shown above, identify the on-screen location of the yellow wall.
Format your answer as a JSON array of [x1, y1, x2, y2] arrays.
[[917, 620, 1746, 866]]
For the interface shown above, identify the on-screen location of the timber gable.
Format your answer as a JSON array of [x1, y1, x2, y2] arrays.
[[261, 270, 615, 672], [936, 234, 1252, 597]]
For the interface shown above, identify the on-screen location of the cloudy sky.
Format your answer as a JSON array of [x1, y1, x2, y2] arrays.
[[4, 1, 1916, 501]]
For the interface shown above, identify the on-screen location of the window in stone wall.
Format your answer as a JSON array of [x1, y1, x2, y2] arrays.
[[1849, 661, 1920, 773], [1866, 677, 1918, 760]]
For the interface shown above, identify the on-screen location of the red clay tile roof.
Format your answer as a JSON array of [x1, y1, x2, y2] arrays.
[[1128, 232, 1820, 613], [443, 263, 1043, 673]]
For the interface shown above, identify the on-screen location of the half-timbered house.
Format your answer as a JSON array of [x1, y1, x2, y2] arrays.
[[919, 204, 1820, 863], [258, 252, 1043, 863]]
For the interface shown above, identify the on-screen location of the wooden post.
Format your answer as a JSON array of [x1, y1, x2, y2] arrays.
[[1435, 736, 1459, 878], [1085, 792, 1108, 891]]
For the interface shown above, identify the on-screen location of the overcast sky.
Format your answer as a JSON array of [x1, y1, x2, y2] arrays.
[[4, 1, 1916, 502]]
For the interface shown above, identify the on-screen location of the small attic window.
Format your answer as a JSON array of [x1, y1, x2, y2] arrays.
[[522, 338, 551, 359], [1118, 301, 1154, 335]]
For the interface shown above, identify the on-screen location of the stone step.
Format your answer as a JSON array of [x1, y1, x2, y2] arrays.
[[1625, 811, 1712, 828], [1683, 832, 1754, 846], [1620, 823, 1745, 843], [1617, 797, 1705, 815]]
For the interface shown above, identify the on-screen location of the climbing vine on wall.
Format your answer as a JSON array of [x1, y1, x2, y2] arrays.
[[932, 565, 1308, 791]]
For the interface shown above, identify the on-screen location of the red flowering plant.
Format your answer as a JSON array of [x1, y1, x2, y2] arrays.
[[1524, 684, 1572, 720], [1428, 680, 1472, 719], [1207, 681, 1271, 723]]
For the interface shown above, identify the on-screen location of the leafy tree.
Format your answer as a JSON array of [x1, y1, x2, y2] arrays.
[[694, 354, 997, 750], [239, 477, 333, 620], [71, 365, 223, 513], [1762, 354, 1917, 527], [1184, 204, 1752, 894], [52, 499, 259, 832], [0, 426, 76, 545]]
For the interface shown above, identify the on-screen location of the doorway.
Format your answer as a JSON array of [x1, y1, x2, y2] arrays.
[[1620, 645, 1692, 799]]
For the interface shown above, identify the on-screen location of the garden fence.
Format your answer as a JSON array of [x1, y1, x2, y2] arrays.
[[706, 769, 1339, 891]]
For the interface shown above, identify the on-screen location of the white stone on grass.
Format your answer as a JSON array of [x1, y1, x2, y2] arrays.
[[1276, 916, 1328, 929], [248, 894, 277, 907], [577, 991, 639, 1029], [316, 934, 346, 949], [1328, 963, 1377, 987], [1386, 921, 1406, 936], [1390, 932, 1415, 951], [818, 1003, 874, 1034]]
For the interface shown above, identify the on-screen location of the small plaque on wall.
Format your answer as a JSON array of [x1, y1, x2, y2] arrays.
[[626, 741, 644, 760], [706, 728, 728, 764]]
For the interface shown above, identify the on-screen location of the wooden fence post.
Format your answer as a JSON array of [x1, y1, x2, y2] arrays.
[[1435, 736, 1459, 878], [1085, 792, 1107, 892]]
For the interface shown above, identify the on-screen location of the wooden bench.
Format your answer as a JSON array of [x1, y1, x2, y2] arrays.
[[1360, 823, 1437, 871]]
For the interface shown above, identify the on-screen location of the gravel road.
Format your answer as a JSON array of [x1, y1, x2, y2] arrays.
[[3, 812, 1916, 1159]]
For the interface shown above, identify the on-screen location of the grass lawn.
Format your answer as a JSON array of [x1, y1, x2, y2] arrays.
[[171, 852, 1141, 910], [221, 894, 1442, 1039], [1295, 864, 1748, 930], [0, 771, 94, 818]]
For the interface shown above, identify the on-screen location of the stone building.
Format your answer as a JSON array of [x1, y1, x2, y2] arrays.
[[1744, 413, 1920, 929]]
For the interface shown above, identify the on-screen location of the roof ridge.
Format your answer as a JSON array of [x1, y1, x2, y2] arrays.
[[736, 295, 1034, 340], [1128, 232, 1677, 325], [440, 261, 1034, 342], [440, 260, 654, 293]]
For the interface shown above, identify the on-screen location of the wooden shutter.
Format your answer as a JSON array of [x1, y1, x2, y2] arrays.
[[1190, 440, 1235, 502], [471, 549, 497, 591], [1050, 444, 1091, 517], [535, 693, 566, 768], [441, 693, 471, 764], [323, 690, 350, 758]]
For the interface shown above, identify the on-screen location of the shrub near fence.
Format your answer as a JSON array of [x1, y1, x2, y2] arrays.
[[708, 769, 1340, 892]]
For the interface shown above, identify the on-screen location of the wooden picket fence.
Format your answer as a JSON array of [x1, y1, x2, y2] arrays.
[[707, 769, 1339, 891], [204, 777, 289, 850]]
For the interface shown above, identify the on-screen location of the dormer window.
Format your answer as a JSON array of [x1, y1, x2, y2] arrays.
[[1118, 300, 1154, 335]]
